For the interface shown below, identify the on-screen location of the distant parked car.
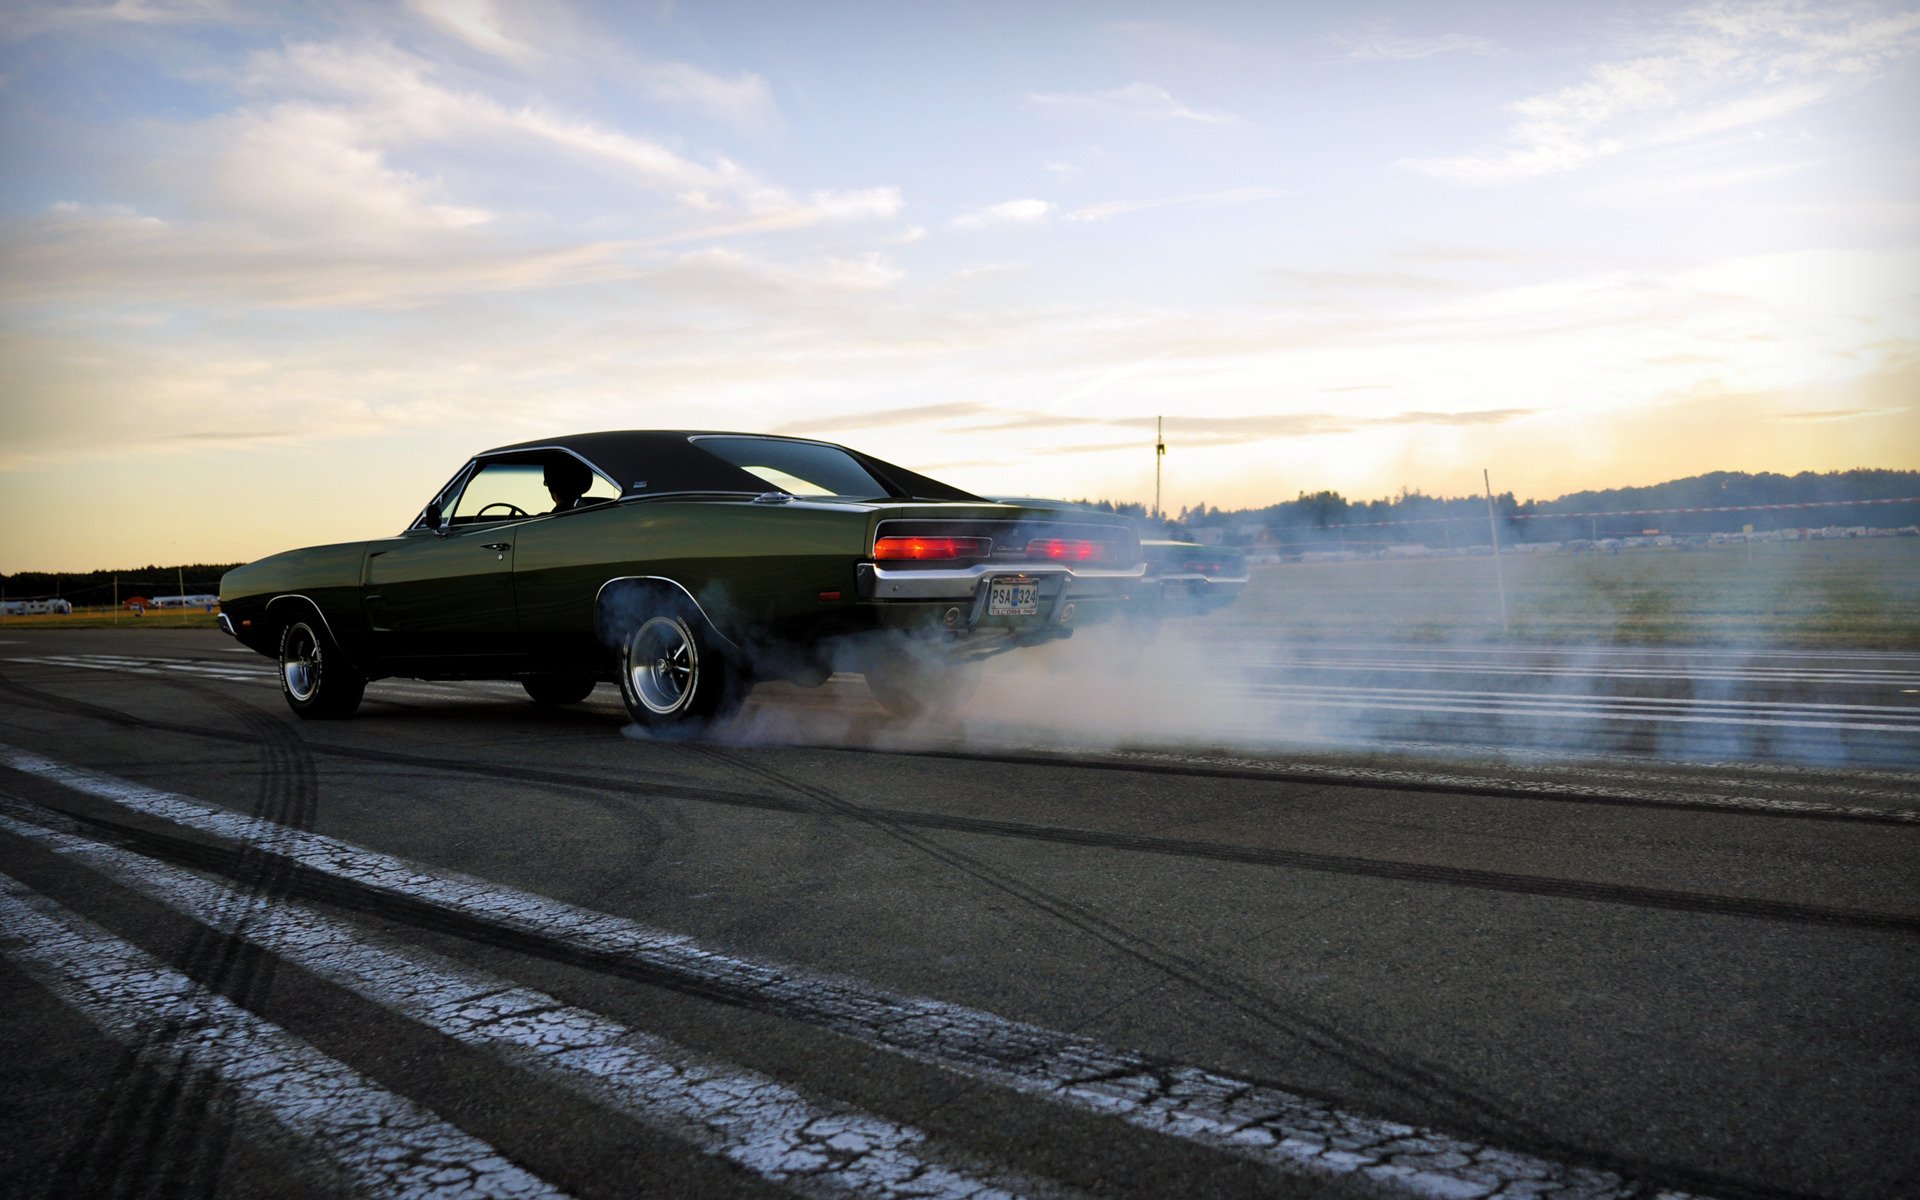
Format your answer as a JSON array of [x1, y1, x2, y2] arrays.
[[0, 598, 72, 616], [1133, 540, 1249, 617], [220, 431, 1154, 727], [989, 499, 1250, 619]]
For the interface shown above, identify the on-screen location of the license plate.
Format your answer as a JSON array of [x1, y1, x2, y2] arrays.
[[988, 580, 1039, 617]]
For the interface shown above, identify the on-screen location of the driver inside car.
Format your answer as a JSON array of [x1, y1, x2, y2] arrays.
[[544, 458, 592, 513]]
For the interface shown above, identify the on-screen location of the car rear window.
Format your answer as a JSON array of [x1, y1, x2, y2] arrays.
[[691, 437, 896, 499]]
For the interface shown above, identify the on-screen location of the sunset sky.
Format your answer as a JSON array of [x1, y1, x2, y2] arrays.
[[2, 0, 1917, 571]]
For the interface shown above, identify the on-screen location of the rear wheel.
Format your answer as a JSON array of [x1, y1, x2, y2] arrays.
[[614, 599, 744, 734], [523, 674, 598, 705], [278, 618, 365, 719]]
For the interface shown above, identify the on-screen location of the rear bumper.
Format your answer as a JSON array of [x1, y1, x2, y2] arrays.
[[857, 560, 1145, 601], [856, 560, 1144, 635]]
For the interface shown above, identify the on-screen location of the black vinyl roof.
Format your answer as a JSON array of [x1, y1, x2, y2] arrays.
[[477, 431, 981, 502]]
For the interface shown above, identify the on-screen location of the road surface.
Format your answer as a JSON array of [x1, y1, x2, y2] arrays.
[[1, 627, 1914, 1200]]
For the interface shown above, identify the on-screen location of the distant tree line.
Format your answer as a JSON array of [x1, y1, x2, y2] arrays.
[[1085, 469, 1920, 548], [0, 563, 242, 605], [6, 470, 1917, 593]]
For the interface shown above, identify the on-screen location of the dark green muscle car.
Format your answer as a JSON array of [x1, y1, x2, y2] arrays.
[[219, 431, 1146, 728]]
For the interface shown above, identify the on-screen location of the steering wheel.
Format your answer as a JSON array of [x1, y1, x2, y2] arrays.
[[474, 501, 532, 520]]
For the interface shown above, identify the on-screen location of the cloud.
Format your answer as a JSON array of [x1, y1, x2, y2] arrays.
[[407, 0, 532, 63], [2, 0, 232, 37], [405, 0, 777, 124], [1328, 22, 1501, 62], [1260, 266, 1465, 296], [951, 261, 1029, 280], [632, 59, 775, 124], [0, 202, 644, 309], [238, 40, 852, 222], [1402, 1, 1920, 186], [953, 198, 1054, 229], [760, 401, 1536, 447], [1026, 82, 1237, 125], [1773, 406, 1910, 423], [1064, 187, 1288, 223], [182, 104, 496, 246], [771, 402, 996, 435]]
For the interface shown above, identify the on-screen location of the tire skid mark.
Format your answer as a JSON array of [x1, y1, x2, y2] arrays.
[[43, 679, 322, 1199], [0, 873, 570, 1200], [0, 746, 1761, 1200], [0, 800, 1077, 1200], [685, 745, 1550, 1143], [3, 666, 1910, 829], [891, 746, 1920, 828]]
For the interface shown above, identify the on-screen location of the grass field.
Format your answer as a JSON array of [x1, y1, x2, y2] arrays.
[[5, 538, 1916, 647], [0, 608, 220, 630], [1225, 536, 1920, 649]]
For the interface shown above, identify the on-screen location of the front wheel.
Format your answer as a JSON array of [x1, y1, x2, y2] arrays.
[[279, 618, 365, 719], [616, 605, 743, 734]]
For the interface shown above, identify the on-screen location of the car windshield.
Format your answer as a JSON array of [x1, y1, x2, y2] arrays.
[[692, 437, 896, 499]]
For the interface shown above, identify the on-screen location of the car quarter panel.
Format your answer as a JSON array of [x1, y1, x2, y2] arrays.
[[510, 500, 873, 644]]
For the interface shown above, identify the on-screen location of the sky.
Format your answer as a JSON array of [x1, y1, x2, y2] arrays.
[[1, 0, 1917, 571]]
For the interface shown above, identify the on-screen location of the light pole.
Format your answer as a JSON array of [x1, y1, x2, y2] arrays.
[[1154, 416, 1165, 521]]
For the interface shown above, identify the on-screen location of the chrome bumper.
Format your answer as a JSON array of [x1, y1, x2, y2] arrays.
[[216, 612, 237, 637], [858, 560, 1145, 602]]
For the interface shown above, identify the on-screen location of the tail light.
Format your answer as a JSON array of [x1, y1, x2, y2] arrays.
[[1027, 538, 1109, 562], [873, 535, 991, 561]]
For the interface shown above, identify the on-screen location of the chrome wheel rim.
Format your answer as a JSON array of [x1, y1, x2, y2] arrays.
[[628, 616, 697, 714], [283, 624, 320, 702]]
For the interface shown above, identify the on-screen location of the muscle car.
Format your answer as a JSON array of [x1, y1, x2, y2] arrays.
[[219, 431, 1147, 728]]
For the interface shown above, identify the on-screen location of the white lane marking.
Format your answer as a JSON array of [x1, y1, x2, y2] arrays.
[[9, 655, 261, 683], [1232, 699, 1920, 735], [1236, 681, 1920, 717], [0, 801, 1059, 1200], [0, 872, 569, 1200], [997, 745, 1920, 824], [1209, 640, 1920, 665], [0, 744, 1711, 1200], [1236, 657, 1920, 687], [1274, 731, 1920, 784], [1206, 682, 1920, 734], [6, 656, 539, 697]]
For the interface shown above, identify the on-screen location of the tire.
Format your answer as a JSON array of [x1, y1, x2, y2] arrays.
[[278, 618, 366, 719], [614, 598, 744, 734], [523, 674, 598, 705], [863, 641, 983, 721]]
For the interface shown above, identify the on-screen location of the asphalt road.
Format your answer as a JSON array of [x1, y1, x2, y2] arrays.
[[0, 627, 1915, 1200]]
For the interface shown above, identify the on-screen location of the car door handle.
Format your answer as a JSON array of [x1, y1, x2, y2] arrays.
[[481, 543, 511, 552]]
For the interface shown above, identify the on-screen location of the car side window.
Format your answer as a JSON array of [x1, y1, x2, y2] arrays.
[[450, 463, 551, 523], [443, 457, 621, 525]]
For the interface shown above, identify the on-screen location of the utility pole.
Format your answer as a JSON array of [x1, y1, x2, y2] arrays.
[[1484, 469, 1510, 636], [1154, 416, 1165, 521], [113, 574, 119, 622], [178, 564, 186, 601]]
